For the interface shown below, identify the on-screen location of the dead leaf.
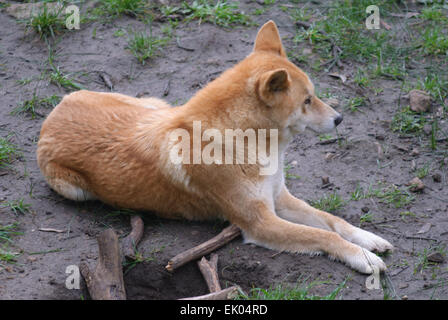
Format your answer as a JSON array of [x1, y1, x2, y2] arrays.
[[417, 223, 431, 234], [328, 73, 347, 83], [427, 252, 444, 263]]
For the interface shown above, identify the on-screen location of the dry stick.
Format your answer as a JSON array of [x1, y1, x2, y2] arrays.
[[166, 224, 241, 272], [197, 254, 221, 293], [179, 285, 241, 301], [80, 229, 126, 300], [121, 215, 144, 260]]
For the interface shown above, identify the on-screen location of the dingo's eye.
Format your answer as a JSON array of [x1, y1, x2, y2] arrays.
[[304, 98, 311, 105]]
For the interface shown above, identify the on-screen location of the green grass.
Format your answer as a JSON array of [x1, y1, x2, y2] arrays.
[[0, 136, 19, 169], [399, 211, 416, 222], [283, 164, 300, 180], [415, 163, 430, 179], [353, 67, 370, 87], [183, 0, 251, 27], [12, 94, 61, 119], [416, 72, 448, 105], [0, 250, 20, 266], [359, 213, 373, 225], [318, 134, 333, 141], [391, 106, 426, 134], [1, 198, 32, 216], [98, 0, 148, 18], [372, 185, 415, 209], [49, 66, 84, 90], [123, 250, 155, 273], [350, 184, 366, 201], [421, 6, 448, 23], [420, 25, 448, 56], [290, 6, 312, 23], [238, 277, 347, 300], [346, 97, 366, 113], [126, 25, 168, 65], [122, 241, 165, 274], [0, 222, 22, 267], [351, 183, 415, 208], [46, 43, 84, 91], [23, 3, 66, 39], [310, 193, 345, 213], [0, 223, 22, 245], [292, 0, 408, 75], [159, 0, 251, 28], [414, 245, 447, 275]]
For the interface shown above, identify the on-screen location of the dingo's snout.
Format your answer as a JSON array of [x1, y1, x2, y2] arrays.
[[334, 114, 343, 127]]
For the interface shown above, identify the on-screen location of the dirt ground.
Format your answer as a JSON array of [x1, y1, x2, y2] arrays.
[[0, 0, 447, 300]]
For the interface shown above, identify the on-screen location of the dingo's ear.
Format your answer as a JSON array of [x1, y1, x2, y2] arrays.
[[259, 68, 290, 102], [254, 20, 286, 57]]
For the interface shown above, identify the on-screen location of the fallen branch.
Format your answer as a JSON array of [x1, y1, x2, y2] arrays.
[[80, 229, 126, 300], [166, 224, 241, 272], [121, 215, 144, 260], [198, 254, 221, 293], [179, 285, 241, 300]]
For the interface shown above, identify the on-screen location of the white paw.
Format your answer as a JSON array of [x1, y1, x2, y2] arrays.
[[349, 227, 394, 253], [346, 246, 387, 274]]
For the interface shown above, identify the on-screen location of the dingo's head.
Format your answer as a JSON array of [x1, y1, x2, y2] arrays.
[[247, 21, 342, 135]]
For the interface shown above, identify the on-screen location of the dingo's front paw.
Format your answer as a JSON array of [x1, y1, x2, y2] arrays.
[[345, 246, 387, 274], [349, 227, 394, 253]]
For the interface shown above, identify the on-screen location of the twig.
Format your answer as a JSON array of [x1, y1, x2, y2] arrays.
[[99, 72, 114, 91], [198, 254, 221, 293], [121, 215, 144, 260], [166, 224, 241, 272], [38, 227, 65, 233], [80, 229, 126, 300], [163, 79, 171, 97], [179, 285, 241, 300]]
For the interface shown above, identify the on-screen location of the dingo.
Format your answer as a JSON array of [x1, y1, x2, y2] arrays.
[[37, 21, 392, 274]]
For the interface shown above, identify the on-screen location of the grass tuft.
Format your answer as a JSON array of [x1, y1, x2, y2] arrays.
[[0, 136, 19, 169], [22, 3, 66, 39], [238, 277, 347, 300], [0, 222, 22, 266], [311, 193, 345, 213], [1, 198, 32, 216], [98, 0, 147, 18], [126, 24, 168, 65], [391, 106, 426, 134], [12, 94, 61, 119]]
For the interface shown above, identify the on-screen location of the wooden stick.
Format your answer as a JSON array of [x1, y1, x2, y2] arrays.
[[166, 224, 241, 272], [121, 215, 144, 260], [179, 286, 241, 300], [80, 229, 126, 300], [198, 254, 221, 292]]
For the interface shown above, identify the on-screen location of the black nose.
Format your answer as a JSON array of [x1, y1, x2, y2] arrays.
[[334, 115, 343, 127]]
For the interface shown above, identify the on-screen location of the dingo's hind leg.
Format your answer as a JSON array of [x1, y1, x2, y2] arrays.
[[42, 163, 96, 202]]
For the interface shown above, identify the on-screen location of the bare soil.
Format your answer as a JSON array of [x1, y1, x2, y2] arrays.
[[0, 0, 447, 300]]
